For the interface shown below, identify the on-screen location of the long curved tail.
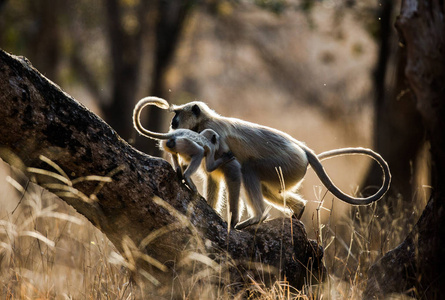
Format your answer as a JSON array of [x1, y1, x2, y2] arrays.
[[305, 147, 391, 205], [132, 96, 172, 140]]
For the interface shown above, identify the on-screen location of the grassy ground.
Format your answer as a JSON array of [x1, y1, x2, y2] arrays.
[[0, 171, 135, 299], [0, 156, 424, 299]]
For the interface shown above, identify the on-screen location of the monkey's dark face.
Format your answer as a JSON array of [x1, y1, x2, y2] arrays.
[[208, 133, 220, 149], [171, 113, 180, 129], [210, 134, 218, 145], [171, 102, 204, 132]]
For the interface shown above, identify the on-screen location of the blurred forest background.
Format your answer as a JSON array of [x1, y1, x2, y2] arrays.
[[0, 0, 430, 298]]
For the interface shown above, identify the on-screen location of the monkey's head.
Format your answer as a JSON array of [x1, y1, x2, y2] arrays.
[[200, 129, 220, 149], [170, 101, 216, 132]]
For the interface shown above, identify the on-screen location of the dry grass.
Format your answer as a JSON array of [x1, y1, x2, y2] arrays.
[[0, 163, 137, 299], [0, 157, 423, 299]]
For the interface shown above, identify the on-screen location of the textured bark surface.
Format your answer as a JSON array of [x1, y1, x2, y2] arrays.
[[364, 0, 424, 204], [0, 50, 324, 296], [364, 1, 445, 298]]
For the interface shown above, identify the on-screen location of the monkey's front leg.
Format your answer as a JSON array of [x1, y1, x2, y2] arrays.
[[205, 151, 235, 173], [182, 151, 204, 193], [171, 154, 184, 182]]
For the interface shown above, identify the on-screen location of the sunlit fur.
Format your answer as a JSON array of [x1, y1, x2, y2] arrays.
[[171, 101, 391, 229], [133, 97, 237, 193]]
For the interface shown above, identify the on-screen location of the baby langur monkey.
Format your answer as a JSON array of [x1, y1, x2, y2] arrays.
[[169, 100, 392, 230], [133, 97, 238, 195]]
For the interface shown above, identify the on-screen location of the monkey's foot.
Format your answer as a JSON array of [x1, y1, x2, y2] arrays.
[[287, 201, 306, 220], [229, 215, 240, 229], [293, 205, 305, 220], [234, 214, 268, 230], [184, 178, 198, 194], [175, 167, 184, 182]]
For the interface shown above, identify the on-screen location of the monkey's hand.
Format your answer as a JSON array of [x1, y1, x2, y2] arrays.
[[205, 151, 236, 172], [203, 145, 211, 155], [176, 166, 184, 182], [221, 151, 235, 164]]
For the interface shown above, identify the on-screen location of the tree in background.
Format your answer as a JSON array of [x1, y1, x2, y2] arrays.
[[141, 0, 194, 155], [363, 0, 425, 209], [0, 0, 193, 156], [79, 0, 194, 156], [365, 0, 445, 297], [102, 0, 148, 151], [354, 0, 427, 265], [0, 0, 61, 81]]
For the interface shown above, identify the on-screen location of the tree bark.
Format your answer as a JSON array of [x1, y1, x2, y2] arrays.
[[364, 1, 445, 298], [0, 50, 325, 297], [364, 0, 424, 204]]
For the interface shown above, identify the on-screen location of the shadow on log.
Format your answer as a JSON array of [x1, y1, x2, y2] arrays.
[[0, 50, 325, 297]]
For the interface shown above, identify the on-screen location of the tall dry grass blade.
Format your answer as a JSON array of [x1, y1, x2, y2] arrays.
[[151, 195, 205, 251], [0, 241, 13, 253], [0, 219, 18, 237], [43, 183, 94, 203], [41, 212, 84, 225], [90, 166, 124, 200], [275, 166, 287, 280], [328, 227, 357, 262], [340, 229, 355, 282], [38, 155, 70, 181], [28, 167, 71, 186], [119, 234, 166, 287], [139, 253, 168, 272], [6, 175, 31, 214], [275, 167, 286, 208], [179, 252, 220, 271], [138, 269, 161, 286], [20, 230, 55, 248], [121, 235, 138, 272], [139, 222, 183, 249], [6, 175, 26, 194], [0, 148, 26, 171], [71, 175, 112, 185]]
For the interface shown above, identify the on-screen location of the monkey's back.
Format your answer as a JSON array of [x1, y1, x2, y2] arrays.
[[206, 117, 308, 185]]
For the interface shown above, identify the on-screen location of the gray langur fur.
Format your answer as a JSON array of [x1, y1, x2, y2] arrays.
[[169, 100, 391, 230], [133, 97, 237, 194]]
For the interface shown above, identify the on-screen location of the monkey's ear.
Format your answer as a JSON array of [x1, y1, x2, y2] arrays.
[[211, 134, 217, 144], [192, 104, 201, 117]]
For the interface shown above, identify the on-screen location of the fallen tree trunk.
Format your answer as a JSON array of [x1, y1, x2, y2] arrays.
[[0, 49, 324, 297]]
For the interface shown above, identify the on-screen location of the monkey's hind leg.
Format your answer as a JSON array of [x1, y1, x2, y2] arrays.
[[234, 164, 267, 230], [285, 192, 307, 219], [222, 159, 242, 228], [262, 185, 307, 220], [205, 174, 221, 210]]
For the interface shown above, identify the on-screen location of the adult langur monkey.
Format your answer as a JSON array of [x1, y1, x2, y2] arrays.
[[166, 100, 391, 230], [133, 98, 243, 227]]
